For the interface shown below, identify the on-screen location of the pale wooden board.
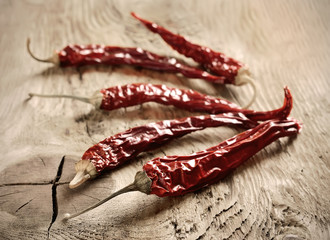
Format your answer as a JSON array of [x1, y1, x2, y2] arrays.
[[0, 0, 329, 239]]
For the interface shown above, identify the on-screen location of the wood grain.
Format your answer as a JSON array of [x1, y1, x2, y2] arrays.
[[0, 0, 329, 239]]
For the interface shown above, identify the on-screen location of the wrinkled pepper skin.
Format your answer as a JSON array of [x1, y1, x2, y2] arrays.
[[57, 45, 221, 82], [82, 113, 258, 173], [100, 83, 240, 113], [100, 84, 293, 122], [132, 12, 244, 84], [143, 119, 301, 197]]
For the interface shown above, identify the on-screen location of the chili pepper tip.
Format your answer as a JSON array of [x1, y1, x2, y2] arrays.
[[130, 12, 139, 19]]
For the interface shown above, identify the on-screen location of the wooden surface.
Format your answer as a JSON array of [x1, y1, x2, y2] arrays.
[[0, 0, 329, 239]]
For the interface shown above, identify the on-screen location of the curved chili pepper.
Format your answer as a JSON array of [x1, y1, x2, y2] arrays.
[[131, 12, 258, 107], [69, 112, 258, 188], [26, 39, 221, 83], [63, 118, 301, 220], [132, 12, 251, 86], [29, 83, 292, 122], [145, 118, 301, 197]]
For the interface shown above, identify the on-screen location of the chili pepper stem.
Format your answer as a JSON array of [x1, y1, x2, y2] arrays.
[[63, 171, 151, 221], [29, 93, 90, 103], [235, 67, 257, 109], [27, 38, 60, 65], [28, 92, 103, 109], [69, 160, 98, 189]]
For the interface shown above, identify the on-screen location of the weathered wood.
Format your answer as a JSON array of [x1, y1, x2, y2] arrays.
[[0, 0, 329, 239]]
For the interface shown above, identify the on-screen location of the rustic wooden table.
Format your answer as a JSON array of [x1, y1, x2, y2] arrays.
[[0, 0, 329, 239]]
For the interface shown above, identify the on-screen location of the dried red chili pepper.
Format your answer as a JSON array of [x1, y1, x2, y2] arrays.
[[63, 118, 301, 220], [29, 83, 292, 122], [132, 12, 258, 107], [26, 39, 221, 83], [132, 12, 252, 86], [145, 118, 301, 197], [69, 112, 258, 188]]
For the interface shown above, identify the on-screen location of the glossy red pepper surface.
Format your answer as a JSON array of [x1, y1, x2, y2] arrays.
[[132, 12, 244, 84], [57, 45, 221, 82], [82, 113, 258, 173], [100, 83, 292, 122], [143, 119, 301, 197]]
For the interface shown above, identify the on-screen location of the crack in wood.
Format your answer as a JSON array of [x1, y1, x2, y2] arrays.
[[262, 209, 272, 238], [15, 198, 33, 213], [242, 218, 257, 240], [47, 156, 65, 239], [0, 181, 69, 188], [0, 182, 51, 187], [0, 191, 24, 198], [196, 201, 238, 240], [170, 220, 182, 240], [86, 121, 92, 138], [79, 192, 101, 201], [38, 157, 46, 166], [223, 211, 252, 240], [93, 186, 112, 190], [71, 203, 77, 213]]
